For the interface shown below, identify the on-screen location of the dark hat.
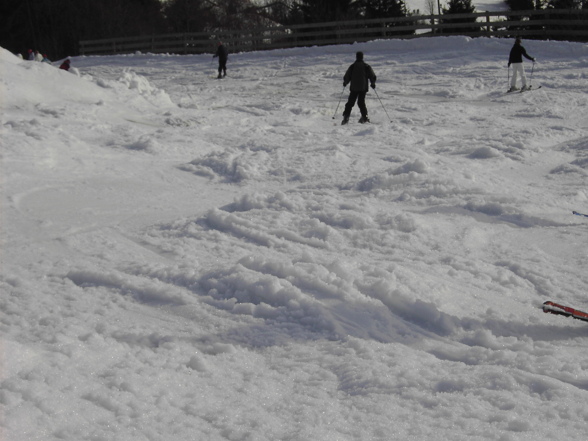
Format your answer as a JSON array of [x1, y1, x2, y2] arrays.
[[356, 51, 364, 60]]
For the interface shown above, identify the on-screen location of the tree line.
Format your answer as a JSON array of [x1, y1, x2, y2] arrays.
[[1, 0, 586, 61]]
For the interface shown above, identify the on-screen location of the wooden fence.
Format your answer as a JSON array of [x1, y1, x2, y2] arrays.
[[79, 9, 588, 56]]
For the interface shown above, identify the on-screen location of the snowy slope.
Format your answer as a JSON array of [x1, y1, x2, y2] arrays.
[[2, 37, 588, 440]]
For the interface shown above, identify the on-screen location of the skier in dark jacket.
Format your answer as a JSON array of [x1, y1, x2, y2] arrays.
[[508, 37, 535, 92], [342, 51, 377, 125], [213, 42, 228, 79]]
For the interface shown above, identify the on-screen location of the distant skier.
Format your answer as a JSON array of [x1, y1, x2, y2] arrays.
[[213, 42, 228, 79], [27, 49, 34, 60], [59, 59, 71, 71], [342, 51, 377, 125], [508, 37, 536, 92], [34, 50, 43, 62]]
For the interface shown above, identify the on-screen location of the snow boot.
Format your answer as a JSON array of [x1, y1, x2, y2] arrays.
[[359, 116, 370, 124], [341, 116, 349, 125], [507, 86, 519, 93]]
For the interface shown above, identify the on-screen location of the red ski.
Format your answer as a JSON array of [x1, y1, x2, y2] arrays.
[[542, 301, 588, 323]]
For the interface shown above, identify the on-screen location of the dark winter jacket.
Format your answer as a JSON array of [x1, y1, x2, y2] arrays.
[[344, 60, 376, 92], [509, 43, 534, 65], [214, 45, 228, 61]]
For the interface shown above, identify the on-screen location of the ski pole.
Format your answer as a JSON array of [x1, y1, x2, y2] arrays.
[[529, 61, 535, 87], [373, 88, 392, 123], [507, 65, 510, 89], [332, 85, 345, 120]]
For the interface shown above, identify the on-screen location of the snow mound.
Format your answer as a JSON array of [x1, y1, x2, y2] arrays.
[[0, 47, 23, 64]]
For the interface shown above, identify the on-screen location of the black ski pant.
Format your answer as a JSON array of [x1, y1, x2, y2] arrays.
[[218, 58, 227, 76], [343, 90, 368, 118]]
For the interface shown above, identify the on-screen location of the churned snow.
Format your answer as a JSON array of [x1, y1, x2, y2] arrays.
[[2, 36, 588, 440]]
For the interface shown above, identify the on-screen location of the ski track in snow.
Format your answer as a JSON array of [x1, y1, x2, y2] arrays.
[[2, 37, 588, 440]]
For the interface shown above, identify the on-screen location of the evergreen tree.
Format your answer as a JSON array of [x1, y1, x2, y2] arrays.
[[164, 0, 214, 33], [505, 0, 535, 10], [296, 0, 357, 23], [357, 0, 412, 37], [443, 0, 476, 15], [361, 0, 408, 18], [441, 0, 477, 33]]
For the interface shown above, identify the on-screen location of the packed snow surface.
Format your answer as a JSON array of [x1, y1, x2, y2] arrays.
[[2, 36, 588, 440]]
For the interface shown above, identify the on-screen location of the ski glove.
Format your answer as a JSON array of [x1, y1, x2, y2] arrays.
[[343, 81, 348, 87], [370, 83, 376, 89]]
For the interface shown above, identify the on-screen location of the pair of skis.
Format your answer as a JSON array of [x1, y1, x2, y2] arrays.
[[543, 301, 588, 323], [507, 85, 541, 93], [542, 211, 588, 323], [520, 85, 541, 93]]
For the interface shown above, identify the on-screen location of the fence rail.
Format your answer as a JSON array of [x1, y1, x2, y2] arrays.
[[79, 9, 588, 56]]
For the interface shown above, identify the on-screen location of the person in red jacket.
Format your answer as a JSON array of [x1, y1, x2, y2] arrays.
[[59, 59, 71, 71], [508, 37, 536, 92], [342, 51, 377, 125]]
